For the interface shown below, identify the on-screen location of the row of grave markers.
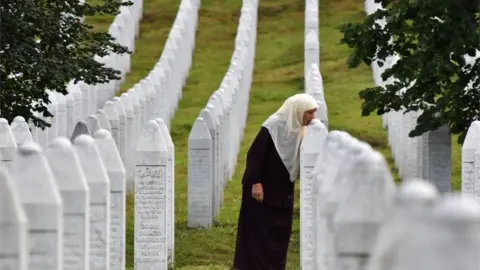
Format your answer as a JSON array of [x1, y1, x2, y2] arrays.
[[0, 0, 201, 269], [300, 121, 480, 270], [28, 0, 143, 145], [366, 0, 452, 193], [366, 0, 479, 194], [0, 122, 127, 270], [0, 116, 177, 270], [300, 0, 328, 268], [299, 0, 480, 269], [186, 0, 258, 229]]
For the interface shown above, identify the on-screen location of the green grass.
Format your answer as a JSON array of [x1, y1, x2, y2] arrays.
[[86, 0, 462, 269]]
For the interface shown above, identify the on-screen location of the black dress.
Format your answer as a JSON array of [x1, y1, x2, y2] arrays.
[[233, 126, 295, 270]]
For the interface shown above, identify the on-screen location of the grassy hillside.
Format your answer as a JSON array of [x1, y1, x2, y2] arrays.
[[87, 0, 462, 269]]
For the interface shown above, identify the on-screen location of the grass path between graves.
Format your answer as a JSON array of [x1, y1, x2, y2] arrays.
[[88, 0, 462, 269]]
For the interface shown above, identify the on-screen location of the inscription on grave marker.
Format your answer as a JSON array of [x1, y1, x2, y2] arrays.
[[90, 204, 108, 270], [110, 192, 124, 267], [188, 148, 212, 227], [63, 215, 86, 270], [135, 165, 167, 268]]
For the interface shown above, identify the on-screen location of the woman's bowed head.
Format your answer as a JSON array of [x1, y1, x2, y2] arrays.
[[233, 93, 318, 270], [252, 93, 318, 202]]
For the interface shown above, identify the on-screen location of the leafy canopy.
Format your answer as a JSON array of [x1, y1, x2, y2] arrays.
[[340, 0, 480, 143], [0, 0, 132, 128]]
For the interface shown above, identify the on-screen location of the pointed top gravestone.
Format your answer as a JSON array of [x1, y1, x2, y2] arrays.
[[299, 119, 328, 270], [45, 137, 90, 270], [333, 149, 396, 268], [46, 137, 89, 192], [0, 118, 17, 169], [73, 134, 111, 270], [0, 169, 28, 270], [92, 129, 126, 270], [134, 120, 168, 269], [10, 141, 63, 270], [95, 109, 112, 132], [367, 179, 438, 270], [189, 117, 211, 140], [10, 116, 33, 147], [92, 129, 125, 191], [155, 118, 175, 266], [136, 120, 167, 153], [188, 117, 213, 229], [71, 120, 90, 143], [87, 114, 101, 134], [390, 195, 480, 270], [73, 134, 110, 198], [462, 120, 480, 197]]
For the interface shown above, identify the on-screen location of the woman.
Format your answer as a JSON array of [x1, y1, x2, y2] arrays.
[[233, 93, 318, 270]]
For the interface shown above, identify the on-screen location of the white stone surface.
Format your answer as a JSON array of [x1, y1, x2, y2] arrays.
[[71, 121, 90, 143], [154, 118, 175, 267], [134, 120, 168, 270], [93, 129, 126, 270], [10, 142, 63, 270], [367, 179, 438, 270], [0, 169, 28, 270], [45, 137, 90, 270], [73, 135, 111, 270], [10, 116, 33, 147], [299, 119, 328, 270], [0, 118, 17, 170], [187, 117, 213, 229], [463, 121, 480, 197]]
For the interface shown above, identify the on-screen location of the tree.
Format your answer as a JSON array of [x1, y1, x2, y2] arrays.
[[0, 0, 132, 128], [340, 0, 480, 143]]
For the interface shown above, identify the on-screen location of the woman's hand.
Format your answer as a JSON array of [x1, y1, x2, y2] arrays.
[[252, 183, 264, 202]]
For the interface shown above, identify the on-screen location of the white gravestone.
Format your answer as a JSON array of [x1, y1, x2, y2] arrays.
[[462, 121, 480, 197], [45, 137, 90, 270], [10, 116, 33, 147], [93, 129, 126, 270], [199, 109, 219, 219], [10, 142, 63, 270], [387, 195, 480, 270], [0, 118, 17, 170], [299, 120, 327, 270], [314, 131, 362, 270], [0, 169, 28, 270], [87, 115, 102, 134], [134, 120, 168, 270], [71, 121, 91, 143], [103, 101, 120, 150], [95, 110, 112, 133], [205, 105, 222, 210], [154, 118, 175, 267], [120, 93, 136, 187], [367, 178, 438, 270], [424, 126, 451, 193], [333, 149, 396, 270], [187, 117, 213, 229], [112, 97, 128, 168], [73, 135, 111, 270]]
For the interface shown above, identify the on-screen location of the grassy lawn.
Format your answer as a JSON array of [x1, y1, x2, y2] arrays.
[[86, 0, 462, 269]]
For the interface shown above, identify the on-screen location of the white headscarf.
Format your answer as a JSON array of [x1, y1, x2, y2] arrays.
[[262, 93, 318, 181]]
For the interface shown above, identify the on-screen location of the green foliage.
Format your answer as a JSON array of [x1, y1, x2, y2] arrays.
[[0, 0, 132, 128], [340, 0, 480, 143]]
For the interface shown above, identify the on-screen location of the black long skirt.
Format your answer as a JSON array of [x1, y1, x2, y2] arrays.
[[233, 188, 294, 270]]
